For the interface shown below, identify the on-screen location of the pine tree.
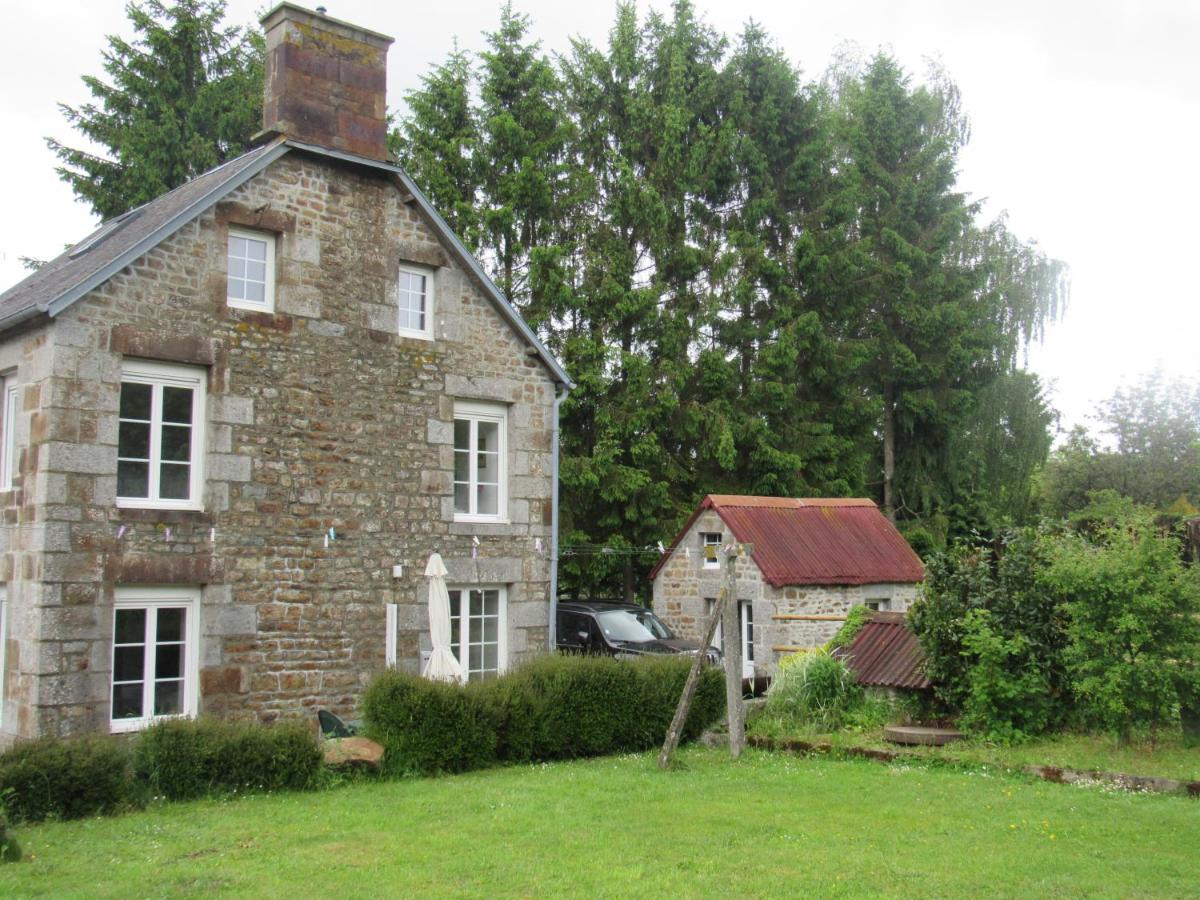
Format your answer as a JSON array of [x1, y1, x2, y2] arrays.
[[47, 0, 262, 220], [391, 45, 481, 251], [476, 3, 570, 320]]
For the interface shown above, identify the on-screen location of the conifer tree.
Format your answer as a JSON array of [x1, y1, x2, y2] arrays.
[[47, 0, 262, 220], [391, 46, 481, 251], [476, 3, 570, 319]]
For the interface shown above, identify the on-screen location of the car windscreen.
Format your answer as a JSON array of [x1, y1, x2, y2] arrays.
[[595, 608, 674, 643]]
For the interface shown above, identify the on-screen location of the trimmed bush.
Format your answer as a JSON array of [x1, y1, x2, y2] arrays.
[[362, 672, 500, 776], [134, 718, 321, 801], [363, 655, 725, 774], [0, 735, 132, 823]]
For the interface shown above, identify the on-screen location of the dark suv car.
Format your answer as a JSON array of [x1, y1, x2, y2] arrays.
[[556, 600, 720, 663]]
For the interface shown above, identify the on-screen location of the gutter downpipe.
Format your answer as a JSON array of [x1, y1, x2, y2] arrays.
[[548, 381, 568, 653]]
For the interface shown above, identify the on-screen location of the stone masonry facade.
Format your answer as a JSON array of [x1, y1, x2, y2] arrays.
[[651, 510, 920, 678], [0, 152, 560, 740]]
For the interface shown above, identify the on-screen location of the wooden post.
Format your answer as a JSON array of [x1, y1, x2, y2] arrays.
[[658, 582, 726, 769], [658, 542, 751, 769], [721, 543, 746, 758]]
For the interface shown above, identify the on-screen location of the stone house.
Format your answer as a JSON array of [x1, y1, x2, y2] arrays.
[[0, 3, 570, 742], [650, 496, 924, 679]]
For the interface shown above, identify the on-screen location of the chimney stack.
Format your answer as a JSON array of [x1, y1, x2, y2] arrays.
[[259, 3, 394, 161]]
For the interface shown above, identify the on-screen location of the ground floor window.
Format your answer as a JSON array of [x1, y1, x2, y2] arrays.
[[0, 585, 7, 727], [447, 586, 506, 681], [111, 586, 199, 732]]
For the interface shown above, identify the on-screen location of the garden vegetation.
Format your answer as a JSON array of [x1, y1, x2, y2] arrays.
[[910, 494, 1200, 743]]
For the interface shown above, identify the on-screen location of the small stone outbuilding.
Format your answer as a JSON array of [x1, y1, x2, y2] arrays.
[[651, 495, 924, 680]]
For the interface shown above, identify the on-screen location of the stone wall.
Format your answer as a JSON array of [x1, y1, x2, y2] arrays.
[[0, 151, 559, 740], [651, 510, 921, 678]]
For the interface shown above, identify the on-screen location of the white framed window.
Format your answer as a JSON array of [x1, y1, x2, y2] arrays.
[[117, 360, 206, 510], [701, 532, 722, 569], [0, 377, 17, 490], [0, 586, 7, 728], [227, 227, 275, 312], [110, 586, 200, 733], [398, 265, 434, 339], [453, 401, 507, 522], [447, 586, 506, 681], [865, 598, 891, 612]]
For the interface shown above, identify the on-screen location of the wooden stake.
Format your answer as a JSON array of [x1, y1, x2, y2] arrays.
[[721, 543, 746, 758], [658, 542, 752, 769]]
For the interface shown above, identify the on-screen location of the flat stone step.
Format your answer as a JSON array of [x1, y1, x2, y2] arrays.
[[883, 725, 964, 746]]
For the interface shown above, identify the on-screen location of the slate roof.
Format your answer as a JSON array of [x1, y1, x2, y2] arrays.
[[650, 495, 925, 587], [0, 138, 571, 387], [837, 611, 931, 690]]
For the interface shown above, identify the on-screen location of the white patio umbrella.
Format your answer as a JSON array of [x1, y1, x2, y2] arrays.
[[422, 552, 465, 684]]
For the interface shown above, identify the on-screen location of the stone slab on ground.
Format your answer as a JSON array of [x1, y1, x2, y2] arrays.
[[884, 725, 964, 746]]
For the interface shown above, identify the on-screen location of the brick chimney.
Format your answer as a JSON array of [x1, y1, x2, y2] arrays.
[[259, 3, 394, 161]]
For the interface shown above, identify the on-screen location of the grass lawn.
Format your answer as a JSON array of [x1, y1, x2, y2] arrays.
[[2, 747, 1198, 898], [748, 716, 1200, 782]]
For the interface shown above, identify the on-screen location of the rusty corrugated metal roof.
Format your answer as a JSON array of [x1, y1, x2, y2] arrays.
[[711, 496, 923, 587], [649, 495, 925, 585], [839, 612, 931, 690]]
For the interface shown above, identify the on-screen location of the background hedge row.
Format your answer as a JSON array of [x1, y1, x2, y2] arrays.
[[363, 654, 725, 776]]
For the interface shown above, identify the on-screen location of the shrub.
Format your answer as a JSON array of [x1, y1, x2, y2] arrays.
[[0, 735, 132, 823], [363, 655, 724, 773], [910, 527, 1070, 733], [1044, 509, 1200, 741], [764, 648, 862, 731], [958, 610, 1054, 743], [134, 718, 321, 801], [362, 671, 499, 776]]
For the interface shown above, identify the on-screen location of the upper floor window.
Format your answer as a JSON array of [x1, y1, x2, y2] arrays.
[[701, 532, 722, 569], [110, 586, 199, 733], [398, 265, 433, 339], [227, 228, 275, 312], [117, 360, 206, 510], [0, 376, 17, 489], [453, 401, 506, 522]]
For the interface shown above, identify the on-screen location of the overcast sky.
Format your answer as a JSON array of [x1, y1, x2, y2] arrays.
[[1, 0, 1196, 434]]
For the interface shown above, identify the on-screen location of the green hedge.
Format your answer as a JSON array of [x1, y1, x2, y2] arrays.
[[0, 736, 133, 823], [0, 718, 321, 822], [364, 654, 725, 775], [361, 673, 500, 776], [134, 718, 322, 801]]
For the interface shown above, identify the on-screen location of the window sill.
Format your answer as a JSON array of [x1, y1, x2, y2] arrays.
[[397, 328, 434, 342], [453, 515, 510, 526], [227, 299, 276, 314]]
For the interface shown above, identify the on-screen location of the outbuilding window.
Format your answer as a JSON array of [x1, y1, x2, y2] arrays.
[[447, 586, 506, 681], [226, 228, 276, 312], [453, 401, 507, 521], [110, 586, 200, 733], [701, 532, 722, 569], [117, 360, 206, 509]]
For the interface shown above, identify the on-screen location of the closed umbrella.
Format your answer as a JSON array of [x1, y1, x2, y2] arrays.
[[422, 552, 465, 684]]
